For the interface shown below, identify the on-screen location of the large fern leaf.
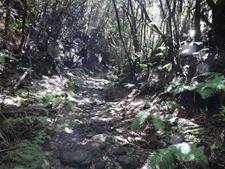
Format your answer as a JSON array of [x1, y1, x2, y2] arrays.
[[130, 111, 150, 131], [166, 73, 225, 99], [165, 77, 195, 95], [149, 142, 208, 169], [152, 116, 166, 131], [196, 75, 225, 99]]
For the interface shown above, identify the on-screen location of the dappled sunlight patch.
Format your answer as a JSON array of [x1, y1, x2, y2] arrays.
[[114, 135, 130, 144], [73, 119, 83, 124], [57, 123, 71, 132], [0, 95, 18, 106], [141, 161, 151, 169], [64, 127, 74, 134], [176, 142, 192, 155], [130, 100, 145, 107], [127, 136, 144, 144], [90, 116, 114, 122]]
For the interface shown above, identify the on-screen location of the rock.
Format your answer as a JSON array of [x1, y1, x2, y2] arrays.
[[59, 144, 101, 167], [92, 134, 108, 143], [117, 155, 139, 169], [112, 147, 128, 155], [36, 159, 50, 169], [60, 150, 91, 167], [170, 133, 183, 144], [95, 160, 107, 169]]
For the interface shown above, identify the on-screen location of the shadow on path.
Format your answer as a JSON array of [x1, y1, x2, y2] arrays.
[[47, 69, 149, 169]]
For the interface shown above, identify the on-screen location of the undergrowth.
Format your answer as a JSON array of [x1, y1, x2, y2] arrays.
[[149, 142, 208, 169], [214, 106, 225, 122], [0, 138, 48, 169], [0, 115, 49, 169], [166, 72, 225, 99], [0, 50, 16, 64], [0, 82, 70, 168], [130, 101, 208, 169], [37, 91, 74, 112]]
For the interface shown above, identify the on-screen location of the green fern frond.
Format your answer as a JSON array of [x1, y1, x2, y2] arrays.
[[165, 77, 195, 95], [214, 106, 225, 122], [0, 50, 17, 63], [2, 140, 48, 169], [149, 142, 208, 169], [149, 148, 175, 169], [166, 73, 225, 99], [196, 75, 225, 99], [130, 111, 150, 131], [152, 116, 166, 131]]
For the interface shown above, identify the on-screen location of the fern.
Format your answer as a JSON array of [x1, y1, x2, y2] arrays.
[[1, 140, 48, 169], [149, 147, 175, 169], [166, 73, 225, 99], [214, 106, 225, 122], [38, 92, 74, 112], [33, 130, 48, 144], [2, 116, 48, 130], [0, 50, 16, 63], [152, 116, 166, 131], [130, 111, 150, 131], [149, 142, 208, 169], [165, 77, 195, 95], [196, 74, 225, 99]]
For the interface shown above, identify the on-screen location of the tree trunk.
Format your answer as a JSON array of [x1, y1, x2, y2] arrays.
[[194, 0, 201, 41], [18, 0, 27, 52], [111, 0, 135, 82], [128, 0, 140, 53], [206, 0, 225, 52], [4, 0, 11, 47], [213, 0, 225, 52]]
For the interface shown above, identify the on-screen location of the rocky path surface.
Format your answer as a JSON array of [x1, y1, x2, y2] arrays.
[[47, 69, 149, 169]]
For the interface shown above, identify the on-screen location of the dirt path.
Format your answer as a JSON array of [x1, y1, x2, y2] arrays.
[[47, 69, 149, 169]]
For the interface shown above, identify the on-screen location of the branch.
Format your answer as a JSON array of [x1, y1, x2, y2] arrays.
[[206, 0, 216, 10], [200, 12, 213, 27], [135, 0, 169, 45], [14, 71, 28, 90]]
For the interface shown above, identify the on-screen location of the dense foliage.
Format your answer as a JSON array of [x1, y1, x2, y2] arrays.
[[0, 0, 225, 169]]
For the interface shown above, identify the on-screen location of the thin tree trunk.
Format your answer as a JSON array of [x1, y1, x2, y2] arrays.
[[4, 0, 10, 36], [18, 0, 28, 52], [213, 0, 225, 52], [111, 0, 135, 81], [128, 0, 140, 53], [194, 0, 201, 41]]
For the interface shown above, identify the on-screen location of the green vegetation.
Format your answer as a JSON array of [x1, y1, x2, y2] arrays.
[[1, 139, 48, 169], [1, 0, 225, 168], [149, 143, 208, 169], [214, 106, 225, 122], [0, 50, 16, 63], [130, 111, 150, 131], [166, 73, 225, 99]]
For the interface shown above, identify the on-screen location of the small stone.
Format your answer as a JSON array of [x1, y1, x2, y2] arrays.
[[117, 155, 139, 169], [113, 147, 128, 155], [36, 159, 50, 169], [92, 134, 108, 143], [60, 150, 90, 166], [170, 133, 183, 144], [95, 160, 107, 169], [59, 144, 101, 167]]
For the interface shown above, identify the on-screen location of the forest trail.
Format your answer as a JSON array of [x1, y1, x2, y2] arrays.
[[46, 69, 149, 169], [1, 0, 225, 168]]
